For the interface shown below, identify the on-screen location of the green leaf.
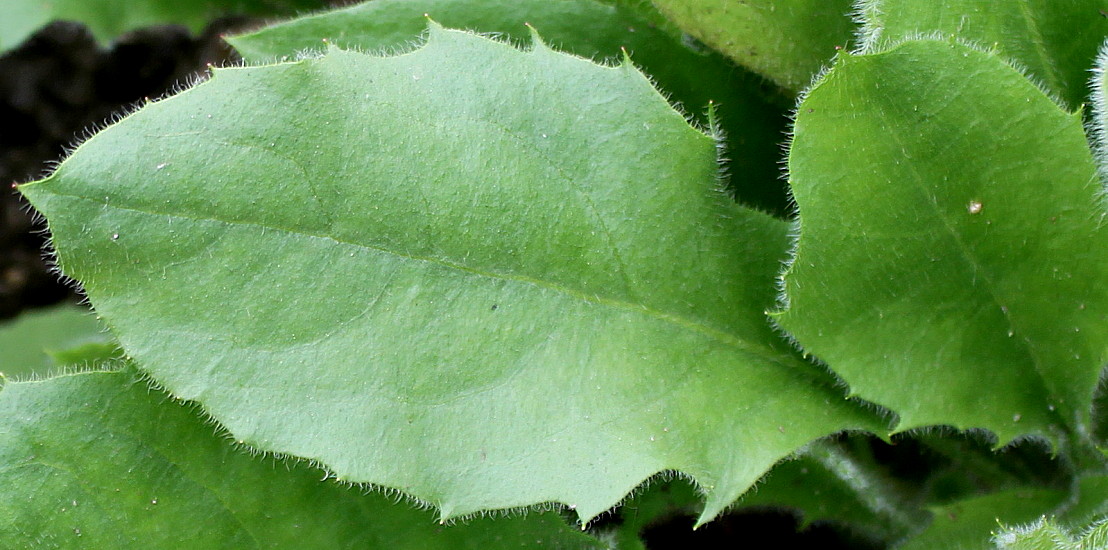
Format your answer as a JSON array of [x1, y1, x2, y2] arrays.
[[0, 0, 326, 51], [995, 517, 1108, 550], [650, 0, 857, 92], [228, 0, 793, 214], [776, 39, 1108, 444], [0, 304, 114, 379], [857, 0, 1108, 109], [900, 488, 1068, 550], [0, 366, 605, 548], [230, 0, 665, 62], [20, 25, 884, 524]]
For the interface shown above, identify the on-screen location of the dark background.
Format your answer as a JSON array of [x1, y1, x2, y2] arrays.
[[0, 17, 265, 319]]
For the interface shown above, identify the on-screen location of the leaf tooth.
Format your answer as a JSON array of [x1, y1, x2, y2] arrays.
[[436, 503, 455, 524], [696, 486, 729, 528], [423, 17, 447, 39], [524, 21, 547, 52]]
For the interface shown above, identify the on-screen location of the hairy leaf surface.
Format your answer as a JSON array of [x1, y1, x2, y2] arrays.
[[1092, 40, 1108, 188], [20, 26, 884, 523], [0, 0, 326, 51], [650, 0, 857, 92], [778, 39, 1108, 443], [857, 0, 1108, 109], [995, 517, 1108, 550], [0, 367, 603, 548], [229, 0, 793, 214]]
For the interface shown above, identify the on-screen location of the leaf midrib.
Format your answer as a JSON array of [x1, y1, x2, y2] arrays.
[[878, 99, 1061, 420], [45, 190, 800, 370]]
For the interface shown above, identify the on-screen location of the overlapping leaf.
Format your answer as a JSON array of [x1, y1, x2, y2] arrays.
[[651, 0, 857, 92], [778, 39, 1108, 444], [0, 304, 113, 379], [0, 366, 603, 548], [857, 0, 1108, 109], [20, 25, 885, 523], [228, 0, 793, 213]]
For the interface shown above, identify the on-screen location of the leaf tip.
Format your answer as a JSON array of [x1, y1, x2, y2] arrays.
[[423, 16, 446, 36], [620, 45, 633, 65], [524, 22, 548, 52]]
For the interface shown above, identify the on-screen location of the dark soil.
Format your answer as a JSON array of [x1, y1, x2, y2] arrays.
[[641, 508, 881, 550], [0, 17, 256, 320]]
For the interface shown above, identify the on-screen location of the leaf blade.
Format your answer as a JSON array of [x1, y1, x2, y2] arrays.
[[778, 39, 1108, 443], [21, 26, 884, 522], [0, 367, 605, 548], [0, 304, 114, 379]]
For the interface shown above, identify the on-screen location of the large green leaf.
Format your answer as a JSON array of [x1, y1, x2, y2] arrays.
[[856, 0, 1108, 109], [899, 488, 1068, 550], [0, 0, 326, 51], [650, 0, 857, 92], [229, 0, 793, 214], [0, 366, 604, 548], [0, 304, 114, 379], [19, 25, 884, 523], [777, 39, 1108, 444]]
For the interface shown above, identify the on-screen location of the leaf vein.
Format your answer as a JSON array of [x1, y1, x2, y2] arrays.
[[51, 192, 790, 365]]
